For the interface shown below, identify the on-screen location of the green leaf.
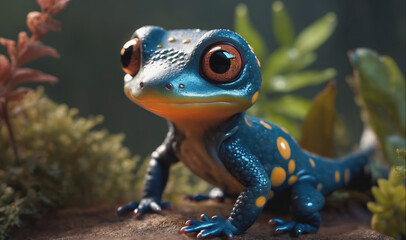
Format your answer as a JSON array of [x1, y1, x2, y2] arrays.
[[263, 112, 301, 140], [294, 12, 337, 53], [286, 52, 317, 72], [262, 48, 317, 82], [348, 48, 406, 163], [381, 56, 406, 132], [268, 68, 336, 92], [262, 47, 292, 81], [299, 82, 336, 157], [272, 1, 295, 46], [265, 95, 311, 120], [234, 4, 268, 62]]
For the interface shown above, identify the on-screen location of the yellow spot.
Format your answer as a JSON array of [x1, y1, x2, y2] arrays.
[[288, 175, 298, 185], [335, 170, 341, 183], [255, 196, 266, 207], [168, 37, 176, 42], [270, 167, 286, 187], [268, 190, 274, 199], [183, 39, 190, 44], [157, 44, 163, 48], [288, 159, 295, 174], [281, 127, 289, 133], [260, 120, 272, 130], [317, 183, 323, 191], [251, 91, 259, 103], [344, 169, 350, 185], [245, 117, 252, 127], [309, 158, 316, 168], [277, 137, 291, 160]]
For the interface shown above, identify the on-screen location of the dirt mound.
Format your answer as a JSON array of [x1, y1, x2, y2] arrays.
[[14, 200, 390, 240]]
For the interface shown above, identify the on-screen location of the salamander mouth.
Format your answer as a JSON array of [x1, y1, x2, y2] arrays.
[[140, 101, 236, 106], [124, 87, 250, 121], [137, 101, 240, 113]]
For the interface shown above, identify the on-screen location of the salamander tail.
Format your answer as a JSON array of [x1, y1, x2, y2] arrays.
[[315, 147, 375, 194], [340, 147, 375, 190]]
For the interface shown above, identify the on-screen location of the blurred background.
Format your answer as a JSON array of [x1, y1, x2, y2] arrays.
[[1, 0, 405, 157]]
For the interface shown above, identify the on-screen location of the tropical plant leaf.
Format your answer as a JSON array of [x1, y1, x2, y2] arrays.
[[7, 88, 31, 102], [348, 48, 406, 164], [272, 1, 295, 47], [27, 11, 61, 40], [0, 38, 16, 64], [300, 81, 336, 157], [268, 68, 336, 92], [261, 47, 292, 81], [265, 95, 311, 120], [9, 68, 58, 86], [235, 4, 267, 62], [18, 40, 60, 67], [294, 12, 337, 53], [262, 48, 318, 84], [37, 0, 70, 16], [0, 55, 11, 84], [380, 56, 406, 132], [285, 52, 317, 73]]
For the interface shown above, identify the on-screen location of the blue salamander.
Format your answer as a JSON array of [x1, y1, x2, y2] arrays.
[[118, 26, 372, 239]]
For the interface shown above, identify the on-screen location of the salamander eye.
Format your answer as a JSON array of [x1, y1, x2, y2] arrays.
[[120, 38, 141, 76], [201, 43, 242, 83]]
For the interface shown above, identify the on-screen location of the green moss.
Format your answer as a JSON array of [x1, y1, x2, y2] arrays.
[[0, 88, 140, 238]]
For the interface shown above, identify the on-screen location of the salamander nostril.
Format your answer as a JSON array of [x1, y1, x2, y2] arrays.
[[166, 84, 172, 90], [139, 82, 144, 88]]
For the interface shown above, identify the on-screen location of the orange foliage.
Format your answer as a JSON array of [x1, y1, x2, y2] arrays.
[[0, 0, 70, 159]]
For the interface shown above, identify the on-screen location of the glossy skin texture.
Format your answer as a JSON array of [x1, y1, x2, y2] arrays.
[[119, 26, 372, 238]]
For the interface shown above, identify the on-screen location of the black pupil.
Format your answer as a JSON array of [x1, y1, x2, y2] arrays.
[[121, 46, 133, 68], [209, 51, 233, 74]]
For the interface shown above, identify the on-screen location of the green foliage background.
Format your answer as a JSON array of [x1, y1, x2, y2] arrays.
[[235, 2, 337, 140], [1, 0, 403, 156]]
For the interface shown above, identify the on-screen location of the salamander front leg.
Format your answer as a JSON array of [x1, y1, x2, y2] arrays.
[[117, 142, 178, 216], [269, 180, 325, 236], [181, 138, 271, 238]]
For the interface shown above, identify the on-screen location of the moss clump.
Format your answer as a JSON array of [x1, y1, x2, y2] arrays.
[[0, 88, 140, 239]]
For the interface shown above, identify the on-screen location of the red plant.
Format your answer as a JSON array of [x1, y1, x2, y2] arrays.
[[0, 0, 70, 160]]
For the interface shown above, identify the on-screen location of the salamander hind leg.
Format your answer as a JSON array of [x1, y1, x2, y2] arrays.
[[269, 180, 325, 236]]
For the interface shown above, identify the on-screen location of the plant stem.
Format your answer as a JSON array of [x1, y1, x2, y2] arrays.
[[1, 100, 20, 162]]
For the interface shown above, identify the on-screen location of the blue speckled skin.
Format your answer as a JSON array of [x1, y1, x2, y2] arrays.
[[118, 26, 372, 239]]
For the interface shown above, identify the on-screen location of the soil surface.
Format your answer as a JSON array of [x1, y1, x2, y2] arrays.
[[14, 200, 391, 240]]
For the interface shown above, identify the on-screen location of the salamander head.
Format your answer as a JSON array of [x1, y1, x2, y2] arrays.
[[121, 26, 261, 123]]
